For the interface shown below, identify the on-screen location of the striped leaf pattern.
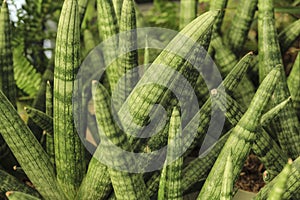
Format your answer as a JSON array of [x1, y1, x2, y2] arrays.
[[0, 169, 40, 198], [113, 0, 124, 22], [287, 53, 300, 119], [97, 0, 120, 92], [211, 36, 256, 107], [6, 191, 40, 200], [267, 159, 293, 200], [197, 66, 280, 199], [224, 0, 258, 55], [0, 90, 66, 199], [117, 11, 218, 148], [255, 156, 300, 200], [142, 25, 214, 152], [0, 0, 299, 198], [54, 0, 85, 197], [0, 0, 17, 106], [115, 0, 139, 109], [75, 157, 112, 200], [159, 107, 183, 200], [179, 0, 197, 30], [92, 81, 149, 200], [0, 0, 18, 172], [220, 151, 233, 200], [45, 81, 55, 165], [209, 0, 228, 35], [181, 129, 231, 193], [183, 52, 254, 156], [258, 0, 300, 159], [212, 35, 238, 75], [145, 129, 231, 199], [261, 97, 292, 126], [157, 164, 167, 200], [279, 19, 300, 53], [212, 87, 288, 180], [25, 107, 53, 134]]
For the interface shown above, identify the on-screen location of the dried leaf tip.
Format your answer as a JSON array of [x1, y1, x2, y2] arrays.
[[5, 191, 13, 197], [248, 51, 254, 55], [211, 89, 218, 96], [92, 80, 98, 85], [13, 165, 22, 171], [263, 170, 271, 182]]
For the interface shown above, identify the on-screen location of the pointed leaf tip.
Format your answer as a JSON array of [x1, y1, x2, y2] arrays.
[[211, 89, 218, 96], [6, 191, 13, 197]]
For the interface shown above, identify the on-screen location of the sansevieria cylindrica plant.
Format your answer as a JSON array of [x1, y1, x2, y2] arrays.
[[0, 0, 299, 199]]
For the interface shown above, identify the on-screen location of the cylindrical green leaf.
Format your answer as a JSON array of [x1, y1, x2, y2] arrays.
[[45, 81, 55, 166], [261, 97, 292, 126], [92, 81, 149, 200], [255, 156, 300, 200], [6, 191, 40, 200], [209, 0, 228, 35], [115, 0, 139, 109], [54, 0, 85, 197], [0, 90, 66, 199], [258, 0, 300, 159], [164, 107, 183, 200], [224, 0, 257, 54], [0, 0, 17, 107], [75, 157, 112, 200], [279, 19, 300, 53], [183, 52, 254, 157], [97, 0, 119, 92], [179, 0, 197, 30], [212, 87, 288, 180], [220, 151, 233, 200], [118, 11, 218, 150], [146, 129, 231, 199], [0, 169, 40, 198], [267, 159, 293, 200], [25, 107, 53, 134], [113, 0, 123, 21], [197, 66, 280, 200], [287, 53, 300, 119]]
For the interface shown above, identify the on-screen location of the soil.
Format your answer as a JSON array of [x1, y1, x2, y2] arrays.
[[235, 154, 266, 193]]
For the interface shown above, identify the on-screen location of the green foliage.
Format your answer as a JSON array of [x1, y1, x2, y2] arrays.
[[287, 53, 300, 119], [54, 0, 85, 198], [6, 191, 40, 200], [0, 89, 66, 199], [258, 0, 300, 159], [158, 107, 183, 200], [256, 157, 300, 199], [13, 41, 42, 97], [221, 151, 233, 200], [0, 169, 40, 198], [0, 0, 299, 199], [198, 66, 280, 200], [179, 0, 197, 30], [0, 0, 16, 107], [267, 159, 293, 200], [146, 0, 179, 30]]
